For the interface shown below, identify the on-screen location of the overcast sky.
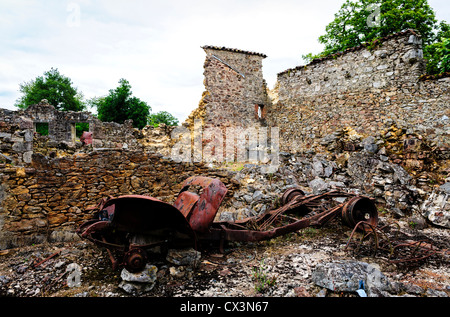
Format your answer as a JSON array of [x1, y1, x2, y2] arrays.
[[1, 0, 449, 122]]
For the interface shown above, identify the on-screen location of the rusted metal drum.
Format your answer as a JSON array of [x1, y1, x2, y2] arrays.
[[342, 196, 378, 229]]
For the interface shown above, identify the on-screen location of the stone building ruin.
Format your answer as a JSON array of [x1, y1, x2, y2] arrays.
[[0, 29, 449, 249], [190, 45, 271, 129]]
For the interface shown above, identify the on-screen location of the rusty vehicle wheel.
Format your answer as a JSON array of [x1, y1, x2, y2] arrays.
[[281, 188, 305, 205], [123, 248, 148, 273], [342, 196, 378, 229]]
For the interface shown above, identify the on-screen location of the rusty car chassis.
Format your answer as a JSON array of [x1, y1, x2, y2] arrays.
[[77, 176, 378, 272]]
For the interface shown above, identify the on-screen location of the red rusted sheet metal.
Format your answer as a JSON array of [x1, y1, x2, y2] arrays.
[[176, 176, 228, 233], [173, 191, 199, 218], [80, 131, 93, 145], [105, 195, 196, 240], [77, 195, 197, 250]]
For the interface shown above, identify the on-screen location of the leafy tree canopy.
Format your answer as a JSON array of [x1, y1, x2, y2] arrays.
[[424, 21, 450, 74], [15, 67, 85, 111], [94, 78, 151, 129], [148, 111, 179, 127], [304, 0, 449, 74]]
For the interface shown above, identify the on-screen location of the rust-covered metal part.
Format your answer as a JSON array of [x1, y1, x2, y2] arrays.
[[77, 176, 227, 272], [77, 176, 379, 271], [345, 221, 448, 264], [173, 176, 228, 233], [77, 194, 198, 272], [197, 189, 378, 251]]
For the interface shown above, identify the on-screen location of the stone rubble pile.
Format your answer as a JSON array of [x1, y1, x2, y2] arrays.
[[217, 131, 449, 230]]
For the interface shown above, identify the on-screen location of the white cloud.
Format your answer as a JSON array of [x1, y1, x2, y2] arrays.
[[0, 0, 448, 121]]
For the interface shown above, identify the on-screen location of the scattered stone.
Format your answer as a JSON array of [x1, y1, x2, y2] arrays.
[[311, 261, 392, 297], [294, 286, 311, 297], [316, 288, 327, 297], [166, 248, 201, 267], [309, 178, 329, 194], [169, 266, 185, 278], [421, 183, 450, 228], [119, 264, 158, 295], [362, 136, 378, 153], [118, 280, 156, 295], [120, 264, 158, 284]]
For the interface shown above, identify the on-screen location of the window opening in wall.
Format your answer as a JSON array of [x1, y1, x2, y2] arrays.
[[75, 123, 89, 139], [71, 122, 90, 143], [35, 122, 49, 136], [257, 104, 265, 120]]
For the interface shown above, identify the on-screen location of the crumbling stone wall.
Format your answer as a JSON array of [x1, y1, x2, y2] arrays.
[[0, 149, 239, 249], [186, 46, 271, 130], [268, 29, 449, 183], [276, 29, 426, 99], [0, 100, 146, 165], [183, 46, 275, 165], [0, 108, 34, 165], [270, 30, 449, 151]]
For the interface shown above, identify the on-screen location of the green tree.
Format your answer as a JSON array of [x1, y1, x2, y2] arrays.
[[303, 0, 449, 74], [148, 111, 179, 127], [15, 68, 85, 111], [424, 21, 450, 74], [95, 79, 151, 129]]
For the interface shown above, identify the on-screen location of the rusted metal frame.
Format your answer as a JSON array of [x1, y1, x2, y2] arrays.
[[32, 250, 63, 269], [89, 233, 171, 271], [77, 220, 127, 251], [388, 240, 438, 264], [200, 203, 345, 245], [102, 237, 120, 270], [128, 240, 169, 250], [257, 198, 309, 231], [345, 221, 381, 257], [255, 191, 351, 231], [199, 191, 362, 245], [85, 196, 112, 214], [345, 222, 440, 264]]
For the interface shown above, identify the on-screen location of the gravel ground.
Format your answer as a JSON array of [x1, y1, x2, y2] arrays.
[[0, 216, 448, 299]]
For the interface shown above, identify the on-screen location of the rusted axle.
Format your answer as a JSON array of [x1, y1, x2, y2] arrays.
[[199, 189, 378, 251]]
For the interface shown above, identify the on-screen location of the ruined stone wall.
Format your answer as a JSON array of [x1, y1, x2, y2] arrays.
[[0, 150, 239, 250], [268, 30, 449, 182], [276, 30, 426, 98], [1, 30, 449, 250], [25, 101, 93, 144], [186, 46, 270, 130], [90, 119, 142, 150], [0, 108, 34, 165], [0, 101, 147, 165]]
